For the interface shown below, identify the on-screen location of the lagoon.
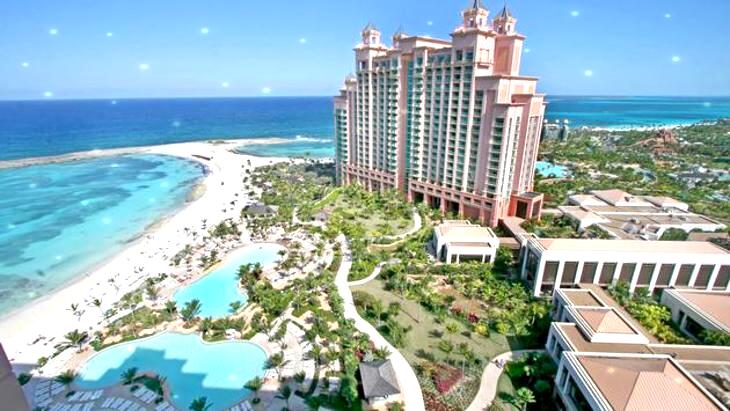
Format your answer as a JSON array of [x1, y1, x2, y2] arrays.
[[173, 243, 283, 318], [77, 332, 267, 411]]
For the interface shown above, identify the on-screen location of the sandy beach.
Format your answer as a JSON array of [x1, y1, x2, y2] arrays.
[[0, 139, 289, 366]]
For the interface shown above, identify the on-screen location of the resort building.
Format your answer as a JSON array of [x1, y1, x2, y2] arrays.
[[433, 220, 499, 263], [546, 287, 730, 410], [519, 236, 730, 297], [359, 360, 402, 410], [0, 344, 30, 411], [561, 189, 725, 240], [661, 289, 730, 340], [334, 1, 546, 227]]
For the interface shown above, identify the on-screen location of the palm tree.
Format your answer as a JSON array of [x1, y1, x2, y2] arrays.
[[445, 322, 459, 343], [511, 387, 536, 411], [457, 343, 473, 373], [181, 299, 203, 322], [371, 300, 385, 327], [121, 367, 138, 385], [189, 396, 212, 411], [306, 344, 323, 366], [89, 298, 104, 321], [199, 317, 214, 336], [55, 370, 77, 391], [145, 283, 159, 301], [276, 385, 292, 410], [244, 376, 263, 403], [164, 300, 178, 317], [266, 352, 287, 378], [69, 303, 82, 320], [57, 330, 88, 352]]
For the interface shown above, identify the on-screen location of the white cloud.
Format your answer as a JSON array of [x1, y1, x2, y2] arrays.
[[570, 11, 580, 17], [583, 69, 593, 77], [261, 87, 272, 94], [671, 56, 681, 63], [43, 91, 54, 98], [49, 28, 58, 35], [200, 27, 210, 35], [138, 63, 150, 71]]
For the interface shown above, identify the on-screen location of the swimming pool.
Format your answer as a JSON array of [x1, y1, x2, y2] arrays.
[[76, 332, 267, 411], [173, 243, 283, 318], [536, 161, 570, 178]]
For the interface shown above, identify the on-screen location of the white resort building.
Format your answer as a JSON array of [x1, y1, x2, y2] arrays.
[[661, 289, 730, 341], [560, 189, 725, 240], [433, 220, 499, 263], [519, 237, 730, 297], [546, 287, 730, 411]]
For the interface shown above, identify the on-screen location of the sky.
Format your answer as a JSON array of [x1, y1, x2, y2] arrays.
[[1, 0, 729, 100]]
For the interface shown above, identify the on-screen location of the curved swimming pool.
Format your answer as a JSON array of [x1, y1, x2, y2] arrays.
[[77, 332, 267, 411], [536, 160, 570, 178], [173, 243, 283, 318]]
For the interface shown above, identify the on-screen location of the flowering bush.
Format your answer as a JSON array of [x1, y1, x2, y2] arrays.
[[432, 363, 463, 394]]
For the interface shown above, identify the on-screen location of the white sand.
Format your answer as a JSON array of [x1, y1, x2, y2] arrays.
[[0, 140, 289, 365]]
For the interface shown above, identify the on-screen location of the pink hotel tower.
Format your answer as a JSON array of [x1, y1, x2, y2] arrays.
[[334, 1, 546, 227]]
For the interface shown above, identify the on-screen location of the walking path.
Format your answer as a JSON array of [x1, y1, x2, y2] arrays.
[[465, 349, 545, 411], [334, 235, 426, 411], [347, 262, 385, 287]]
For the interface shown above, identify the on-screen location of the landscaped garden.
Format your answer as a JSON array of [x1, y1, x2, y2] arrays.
[[608, 281, 691, 344], [536, 123, 730, 222], [352, 261, 552, 410], [520, 214, 610, 239]]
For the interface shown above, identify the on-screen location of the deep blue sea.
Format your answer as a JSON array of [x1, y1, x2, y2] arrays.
[[1, 96, 729, 161], [1, 95, 729, 314]]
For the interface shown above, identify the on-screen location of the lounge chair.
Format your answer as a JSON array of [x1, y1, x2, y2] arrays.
[[101, 397, 114, 408], [118, 399, 133, 411]]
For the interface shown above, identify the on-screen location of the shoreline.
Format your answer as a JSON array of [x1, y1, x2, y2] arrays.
[[0, 137, 295, 170], [0, 139, 291, 365]]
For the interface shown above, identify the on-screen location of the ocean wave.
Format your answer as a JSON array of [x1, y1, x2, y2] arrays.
[[292, 135, 331, 143]]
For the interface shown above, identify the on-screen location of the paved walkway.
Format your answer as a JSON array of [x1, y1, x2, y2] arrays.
[[348, 262, 385, 287], [465, 349, 545, 411], [335, 235, 426, 411]]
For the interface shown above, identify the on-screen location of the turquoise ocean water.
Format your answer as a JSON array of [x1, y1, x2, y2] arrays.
[[1, 96, 729, 315], [0, 155, 203, 314]]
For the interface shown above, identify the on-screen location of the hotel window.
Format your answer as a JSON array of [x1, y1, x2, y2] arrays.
[[599, 263, 617, 285], [675, 264, 694, 286], [619, 263, 636, 284], [655, 264, 675, 287], [578, 263, 596, 284], [694, 265, 714, 288], [637, 263, 656, 286], [562, 262, 579, 285], [715, 266, 730, 290], [543, 261, 559, 284]]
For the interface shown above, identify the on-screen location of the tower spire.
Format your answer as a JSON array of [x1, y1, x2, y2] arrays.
[[472, 0, 485, 10]]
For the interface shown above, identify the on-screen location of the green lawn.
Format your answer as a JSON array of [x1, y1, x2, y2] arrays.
[[330, 194, 413, 238], [352, 278, 529, 410], [494, 373, 518, 410], [352, 279, 513, 364]]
